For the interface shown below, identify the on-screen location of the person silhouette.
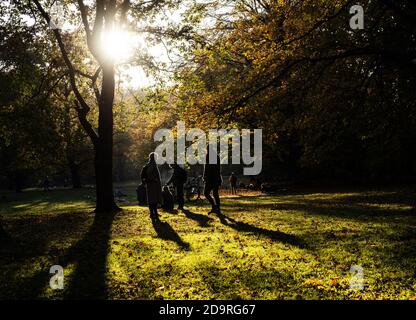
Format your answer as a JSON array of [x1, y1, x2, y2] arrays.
[[167, 164, 188, 210], [229, 172, 238, 195], [141, 153, 163, 222], [203, 147, 222, 214]]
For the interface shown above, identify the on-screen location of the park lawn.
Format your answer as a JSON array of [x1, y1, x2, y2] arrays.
[[0, 185, 415, 300]]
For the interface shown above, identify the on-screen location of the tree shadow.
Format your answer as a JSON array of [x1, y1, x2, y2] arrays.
[[219, 189, 416, 219], [0, 235, 50, 299], [182, 209, 214, 227], [334, 191, 416, 207], [0, 212, 92, 299], [270, 201, 414, 221], [61, 211, 117, 299], [151, 217, 190, 250], [216, 212, 305, 248], [2, 214, 90, 258], [269, 188, 416, 220], [163, 209, 179, 215]]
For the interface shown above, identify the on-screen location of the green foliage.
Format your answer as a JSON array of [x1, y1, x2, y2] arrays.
[[0, 12, 63, 188], [174, 0, 416, 182]]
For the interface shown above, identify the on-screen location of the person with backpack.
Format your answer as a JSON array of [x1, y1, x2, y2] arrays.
[[167, 164, 188, 210]]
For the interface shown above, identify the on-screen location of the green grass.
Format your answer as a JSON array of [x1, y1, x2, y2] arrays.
[[1, 184, 416, 300]]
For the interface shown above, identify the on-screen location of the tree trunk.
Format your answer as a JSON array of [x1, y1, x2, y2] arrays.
[[31, 0, 122, 213], [94, 65, 119, 213]]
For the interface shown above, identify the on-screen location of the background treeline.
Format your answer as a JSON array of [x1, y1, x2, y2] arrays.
[[1, 0, 416, 191]]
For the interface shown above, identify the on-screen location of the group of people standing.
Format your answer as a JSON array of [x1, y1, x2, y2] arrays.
[[140, 149, 223, 222]]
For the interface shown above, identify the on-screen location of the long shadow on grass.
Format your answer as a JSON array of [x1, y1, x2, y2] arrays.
[[152, 217, 190, 250], [62, 211, 116, 299], [216, 212, 305, 248], [219, 191, 416, 221], [182, 209, 214, 227], [0, 233, 52, 299], [0, 212, 92, 299], [270, 202, 414, 221]]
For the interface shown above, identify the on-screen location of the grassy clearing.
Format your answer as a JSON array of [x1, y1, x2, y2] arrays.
[[1, 184, 416, 300]]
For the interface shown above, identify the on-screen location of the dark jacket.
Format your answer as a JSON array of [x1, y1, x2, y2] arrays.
[[167, 165, 188, 186], [203, 154, 222, 186], [141, 160, 162, 204]]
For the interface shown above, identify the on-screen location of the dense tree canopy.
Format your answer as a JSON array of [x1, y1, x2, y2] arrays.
[[0, 4, 62, 191], [174, 0, 416, 182], [1, 0, 416, 196]]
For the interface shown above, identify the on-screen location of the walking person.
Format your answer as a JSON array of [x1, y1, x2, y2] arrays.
[[141, 153, 163, 222], [229, 172, 238, 195], [167, 164, 188, 210], [203, 148, 222, 214]]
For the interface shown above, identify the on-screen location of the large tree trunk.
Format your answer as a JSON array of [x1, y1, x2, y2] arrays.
[[94, 65, 119, 213], [31, 0, 124, 213]]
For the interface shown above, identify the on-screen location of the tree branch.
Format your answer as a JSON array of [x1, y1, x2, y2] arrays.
[[31, 0, 98, 145], [221, 46, 413, 115]]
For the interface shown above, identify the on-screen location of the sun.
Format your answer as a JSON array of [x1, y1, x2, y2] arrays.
[[101, 29, 136, 62], [100, 29, 168, 88]]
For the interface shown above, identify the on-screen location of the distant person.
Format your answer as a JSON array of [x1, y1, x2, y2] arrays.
[[203, 148, 222, 214], [162, 186, 174, 211], [141, 153, 163, 222], [229, 172, 238, 195], [43, 176, 50, 191], [167, 164, 188, 210], [136, 183, 147, 206]]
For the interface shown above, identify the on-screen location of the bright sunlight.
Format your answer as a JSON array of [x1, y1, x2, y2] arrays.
[[100, 29, 167, 88], [101, 29, 136, 62]]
